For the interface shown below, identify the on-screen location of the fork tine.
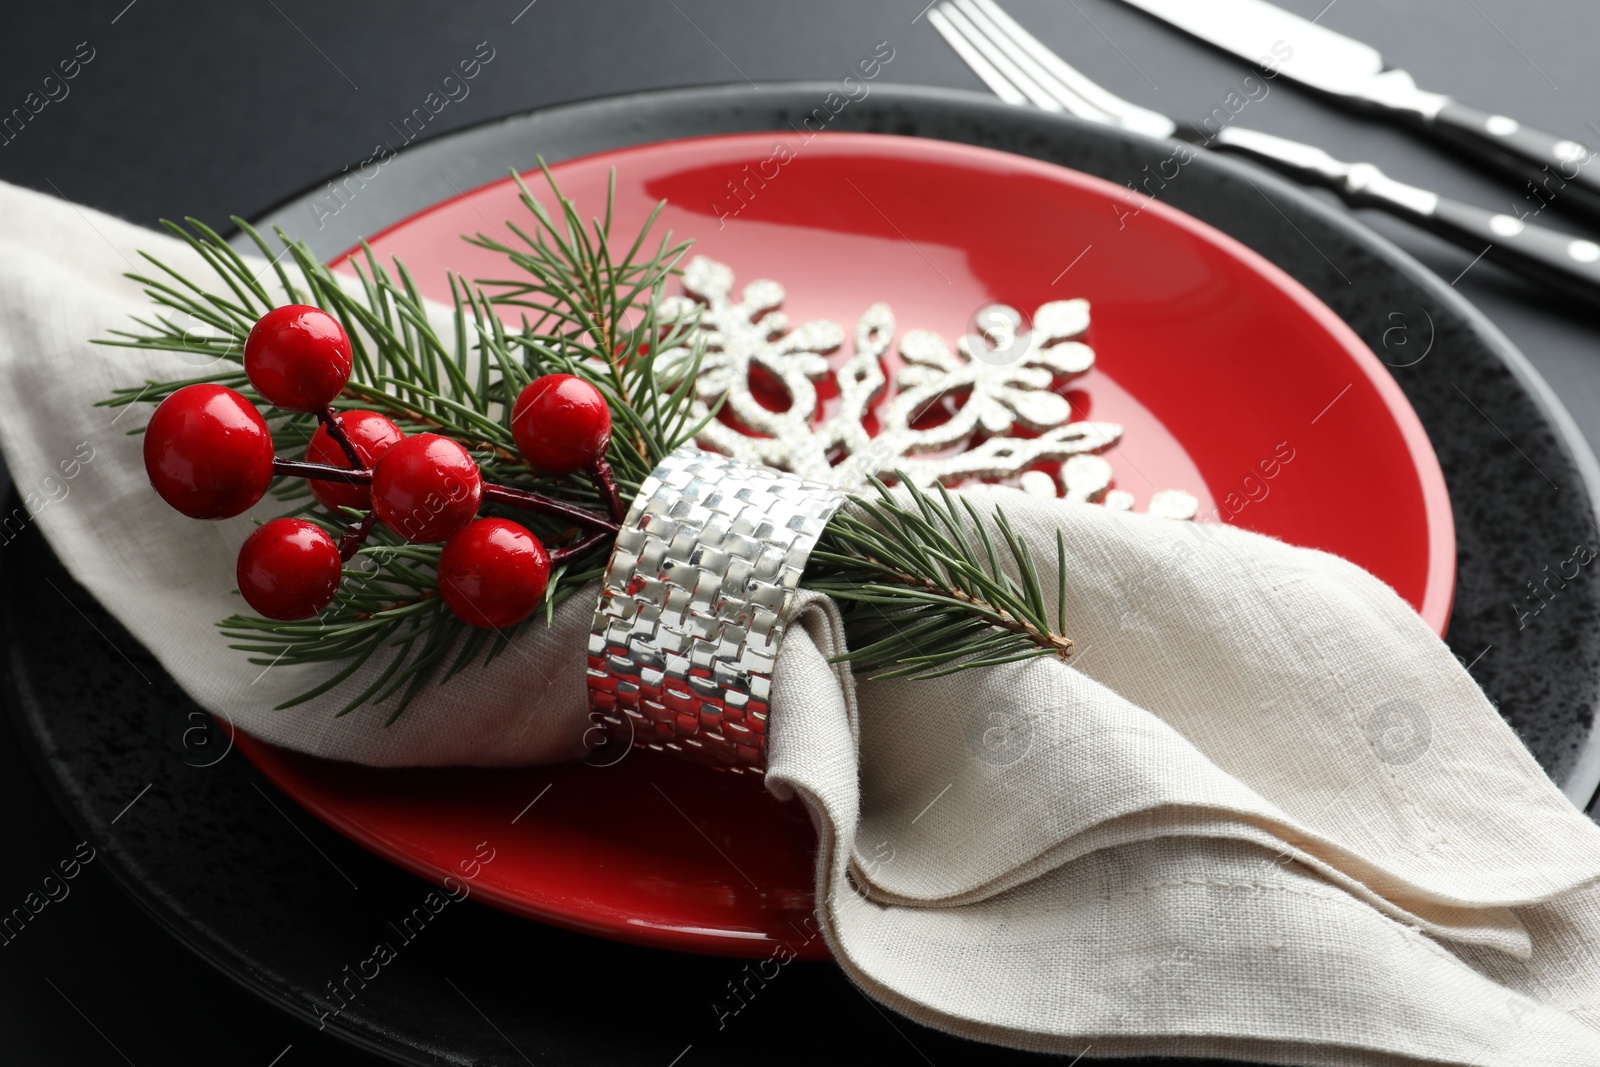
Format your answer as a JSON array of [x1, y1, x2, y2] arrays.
[[927, 7, 1030, 107], [950, 0, 1118, 124], [963, 0, 1174, 138], [935, 3, 1065, 113]]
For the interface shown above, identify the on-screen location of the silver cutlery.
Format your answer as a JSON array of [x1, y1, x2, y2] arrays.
[[1119, 0, 1600, 221], [929, 0, 1600, 305]]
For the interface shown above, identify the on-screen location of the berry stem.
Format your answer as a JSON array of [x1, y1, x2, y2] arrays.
[[274, 457, 371, 485], [338, 509, 379, 561], [482, 484, 619, 533], [590, 455, 626, 523], [549, 528, 612, 566], [271, 460, 619, 534], [316, 405, 365, 470]]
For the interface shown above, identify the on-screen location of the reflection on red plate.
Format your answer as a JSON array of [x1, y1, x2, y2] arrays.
[[236, 132, 1453, 959], [234, 732, 822, 958]]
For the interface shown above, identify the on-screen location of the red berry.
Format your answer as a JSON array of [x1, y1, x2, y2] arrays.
[[437, 518, 551, 629], [144, 384, 276, 519], [370, 433, 483, 543], [304, 410, 404, 511], [236, 518, 343, 620], [511, 374, 612, 475], [244, 304, 353, 412]]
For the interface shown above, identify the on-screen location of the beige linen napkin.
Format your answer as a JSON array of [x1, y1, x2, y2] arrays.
[[767, 507, 1600, 1065], [2, 179, 1599, 1065]]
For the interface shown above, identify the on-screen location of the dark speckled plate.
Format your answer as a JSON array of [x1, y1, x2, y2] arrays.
[[8, 85, 1600, 1067]]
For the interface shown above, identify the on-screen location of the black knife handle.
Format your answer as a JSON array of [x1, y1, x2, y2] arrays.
[[1398, 195, 1600, 305], [1205, 126, 1600, 305], [1426, 101, 1600, 220]]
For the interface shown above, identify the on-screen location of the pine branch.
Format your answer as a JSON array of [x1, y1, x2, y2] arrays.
[[805, 478, 1075, 680], [465, 164, 713, 490], [101, 163, 1078, 723]]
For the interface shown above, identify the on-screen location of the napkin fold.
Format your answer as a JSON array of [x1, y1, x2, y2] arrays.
[[3, 179, 1599, 1066], [767, 509, 1600, 1065]]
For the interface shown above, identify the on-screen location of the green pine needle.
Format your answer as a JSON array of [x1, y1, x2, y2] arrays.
[[805, 477, 1075, 681]]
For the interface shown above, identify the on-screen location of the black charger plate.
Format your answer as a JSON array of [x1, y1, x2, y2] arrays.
[[8, 84, 1600, 1067]]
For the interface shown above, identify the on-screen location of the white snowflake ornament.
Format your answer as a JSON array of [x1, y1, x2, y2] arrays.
[[654, 256, 1196, 516]]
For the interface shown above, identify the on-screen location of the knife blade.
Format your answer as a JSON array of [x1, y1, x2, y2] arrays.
[[1119, 0, 1600, 221]]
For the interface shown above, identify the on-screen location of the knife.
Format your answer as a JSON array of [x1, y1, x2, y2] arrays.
[[932, 0, 1600, 306], [1118, 0, 1600, 221]]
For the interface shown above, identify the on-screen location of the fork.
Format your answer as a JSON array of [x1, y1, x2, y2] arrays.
[[929, 0, 1600, 306]]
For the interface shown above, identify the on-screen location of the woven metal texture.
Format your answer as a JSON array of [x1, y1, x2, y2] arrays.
[[586, 446, 846, 771]]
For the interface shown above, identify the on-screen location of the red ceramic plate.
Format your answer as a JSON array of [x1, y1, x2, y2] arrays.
[[237, 131, 1454, 960]]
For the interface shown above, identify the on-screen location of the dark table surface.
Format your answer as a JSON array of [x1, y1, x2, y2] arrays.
[[3, 1, 1599, 1063]]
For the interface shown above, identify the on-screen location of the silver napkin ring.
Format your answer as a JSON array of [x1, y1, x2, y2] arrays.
[[585, 445, 846, 771]]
